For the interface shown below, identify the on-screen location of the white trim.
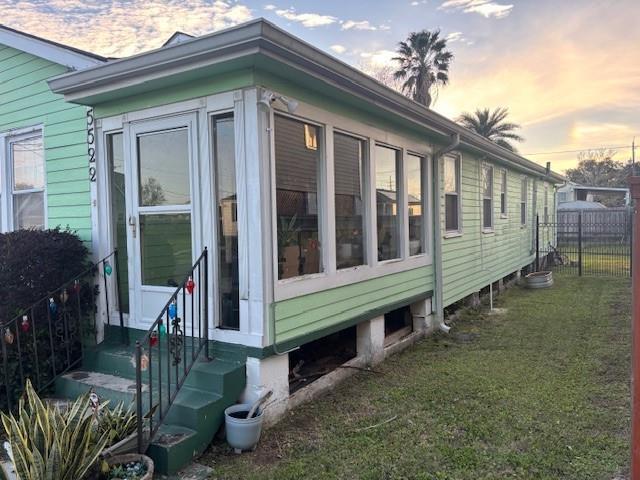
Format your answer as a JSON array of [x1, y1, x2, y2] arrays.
[[267, 95, 433, 302], [0, 27, 104, 70]]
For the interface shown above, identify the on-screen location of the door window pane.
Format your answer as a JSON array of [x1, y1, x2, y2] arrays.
[[375, 145, 400, 261], [334, 132, 365, 269], [274, 115, 322, 280], [13, 192, 44, 229], [137, 129, 190, 206], [214, 115, 239, 330], [107, 132, 129, 313], [407, 154, 424, 256], [140, 214, 192, 286]]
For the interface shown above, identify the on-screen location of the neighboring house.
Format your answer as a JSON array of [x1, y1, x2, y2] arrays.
[[2, 20, 563, 474], [557, 180, 630, 207], [0, 25, 106, 239]]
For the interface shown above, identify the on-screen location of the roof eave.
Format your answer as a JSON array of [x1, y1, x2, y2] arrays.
[[48, 18, 564, 182], [0, 24, 106, 69]]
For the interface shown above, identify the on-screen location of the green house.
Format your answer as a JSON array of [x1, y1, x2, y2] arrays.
[[2, 20, 563, 474]]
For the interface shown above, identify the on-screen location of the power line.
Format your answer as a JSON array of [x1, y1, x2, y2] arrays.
[[524, 145, 634, 156]]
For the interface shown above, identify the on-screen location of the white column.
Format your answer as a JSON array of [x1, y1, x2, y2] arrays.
[[410, 297, 433, 334], [244, 354, 290, 425], [357, 315, 385, 365]]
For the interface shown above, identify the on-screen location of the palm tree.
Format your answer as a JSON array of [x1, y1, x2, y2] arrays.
[[393, 29, 453, 108], [457, 107, 524, 152]]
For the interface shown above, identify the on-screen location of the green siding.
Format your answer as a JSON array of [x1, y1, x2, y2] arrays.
[[274, 266, 434, 344], [0, 45, 91, 243], [440, 152, 555, 306], [92, 69, 255, 119]]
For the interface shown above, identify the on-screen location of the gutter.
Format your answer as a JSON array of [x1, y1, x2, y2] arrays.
[[431, 133, 460, 334]]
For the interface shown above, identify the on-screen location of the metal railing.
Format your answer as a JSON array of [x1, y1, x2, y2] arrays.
[[537, 210, 632, 277], [0, 250, 124, 411], [135, 248, 209, 452]]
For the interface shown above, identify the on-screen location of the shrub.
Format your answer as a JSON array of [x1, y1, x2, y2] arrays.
[[0, 229, 95, 412], [0, 228, 91, 320]]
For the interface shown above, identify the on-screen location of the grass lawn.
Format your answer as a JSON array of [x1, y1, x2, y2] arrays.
[[203, 275, 631, 480]]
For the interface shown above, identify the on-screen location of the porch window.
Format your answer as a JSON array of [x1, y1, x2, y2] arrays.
[[520, 177, 527, 226], [482, 164, 493, 231], [407, 153, 425, 256], [500, 169, 507, 216], [137, 129, 192, 286], [213, 114, 239, 330], [9, 133, 45, 230], [274, 115, 322, 280], [375, 145, 401, 261], [444, 155, 460, 232], [334, 132, 365, 269], [107, 132, 129, 313]]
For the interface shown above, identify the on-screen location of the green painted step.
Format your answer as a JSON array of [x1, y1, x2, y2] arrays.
[[55, 340, 247, 475]]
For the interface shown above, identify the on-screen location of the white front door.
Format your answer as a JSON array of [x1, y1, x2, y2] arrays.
[[126, 114, 201, 330]]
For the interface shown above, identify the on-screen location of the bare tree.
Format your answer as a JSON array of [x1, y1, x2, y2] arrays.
[[358, 61, 404, 92]]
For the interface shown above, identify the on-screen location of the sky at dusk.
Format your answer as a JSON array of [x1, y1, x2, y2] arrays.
[[1, 0, 638, 173]]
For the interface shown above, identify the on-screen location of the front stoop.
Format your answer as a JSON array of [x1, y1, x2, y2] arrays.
[[54, 341, 246, 476]]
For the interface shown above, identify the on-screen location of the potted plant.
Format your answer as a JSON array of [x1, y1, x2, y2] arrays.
[[277, 215, 300, 278], [96, 402, 139, 457], [103, 454, 153, 480]]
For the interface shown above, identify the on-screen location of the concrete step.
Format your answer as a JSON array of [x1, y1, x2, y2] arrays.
[[55, 341, 247, 476]]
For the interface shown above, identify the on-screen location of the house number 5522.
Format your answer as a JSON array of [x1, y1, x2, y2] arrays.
[[87, 109, 96, 182]]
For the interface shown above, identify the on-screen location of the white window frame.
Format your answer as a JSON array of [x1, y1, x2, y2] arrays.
[[268, 96, 433, 301], [443, 153, 462, 236], [520, 177, 528, 227], [500, 169, 507, 218], [0, 125, 47, 233], [333, 130, 369, 269], [481, 163, 494, 232], [406, 151, 428, 256]]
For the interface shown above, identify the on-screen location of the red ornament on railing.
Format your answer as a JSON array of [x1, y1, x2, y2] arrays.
[[185, 276, 195, 295], [150, 331, 159, 347], [73, 280, 81, 294], [20, 315, 30, 333]]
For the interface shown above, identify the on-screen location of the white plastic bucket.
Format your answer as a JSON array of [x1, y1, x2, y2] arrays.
[[224, 403, 264, 452]]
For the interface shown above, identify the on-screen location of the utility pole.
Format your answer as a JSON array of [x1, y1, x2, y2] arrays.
[[633, 137, 636, 176]]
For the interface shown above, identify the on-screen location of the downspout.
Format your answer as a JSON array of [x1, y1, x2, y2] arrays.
[[432, 133, 460, 333]]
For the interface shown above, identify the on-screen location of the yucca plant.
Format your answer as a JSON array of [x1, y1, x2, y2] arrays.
[[1, 380, 109, 480], [95, 402, 137, 449]]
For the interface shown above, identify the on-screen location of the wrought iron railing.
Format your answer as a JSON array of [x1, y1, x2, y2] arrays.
[[135, 248, 209, 452], [537, 211, 632, 277], [0, 250, 124, 411]]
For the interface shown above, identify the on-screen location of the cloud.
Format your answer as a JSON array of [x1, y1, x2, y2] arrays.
[[0, 0, 253, 57], [440, 0, 513, 18], [359, 49, 396, 67], [330, 44, 347, 54], [273, 7, 337, 27], [264, 4, 276, 10], [342, 20, 377, 31], [445, 31, 474, 45]]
